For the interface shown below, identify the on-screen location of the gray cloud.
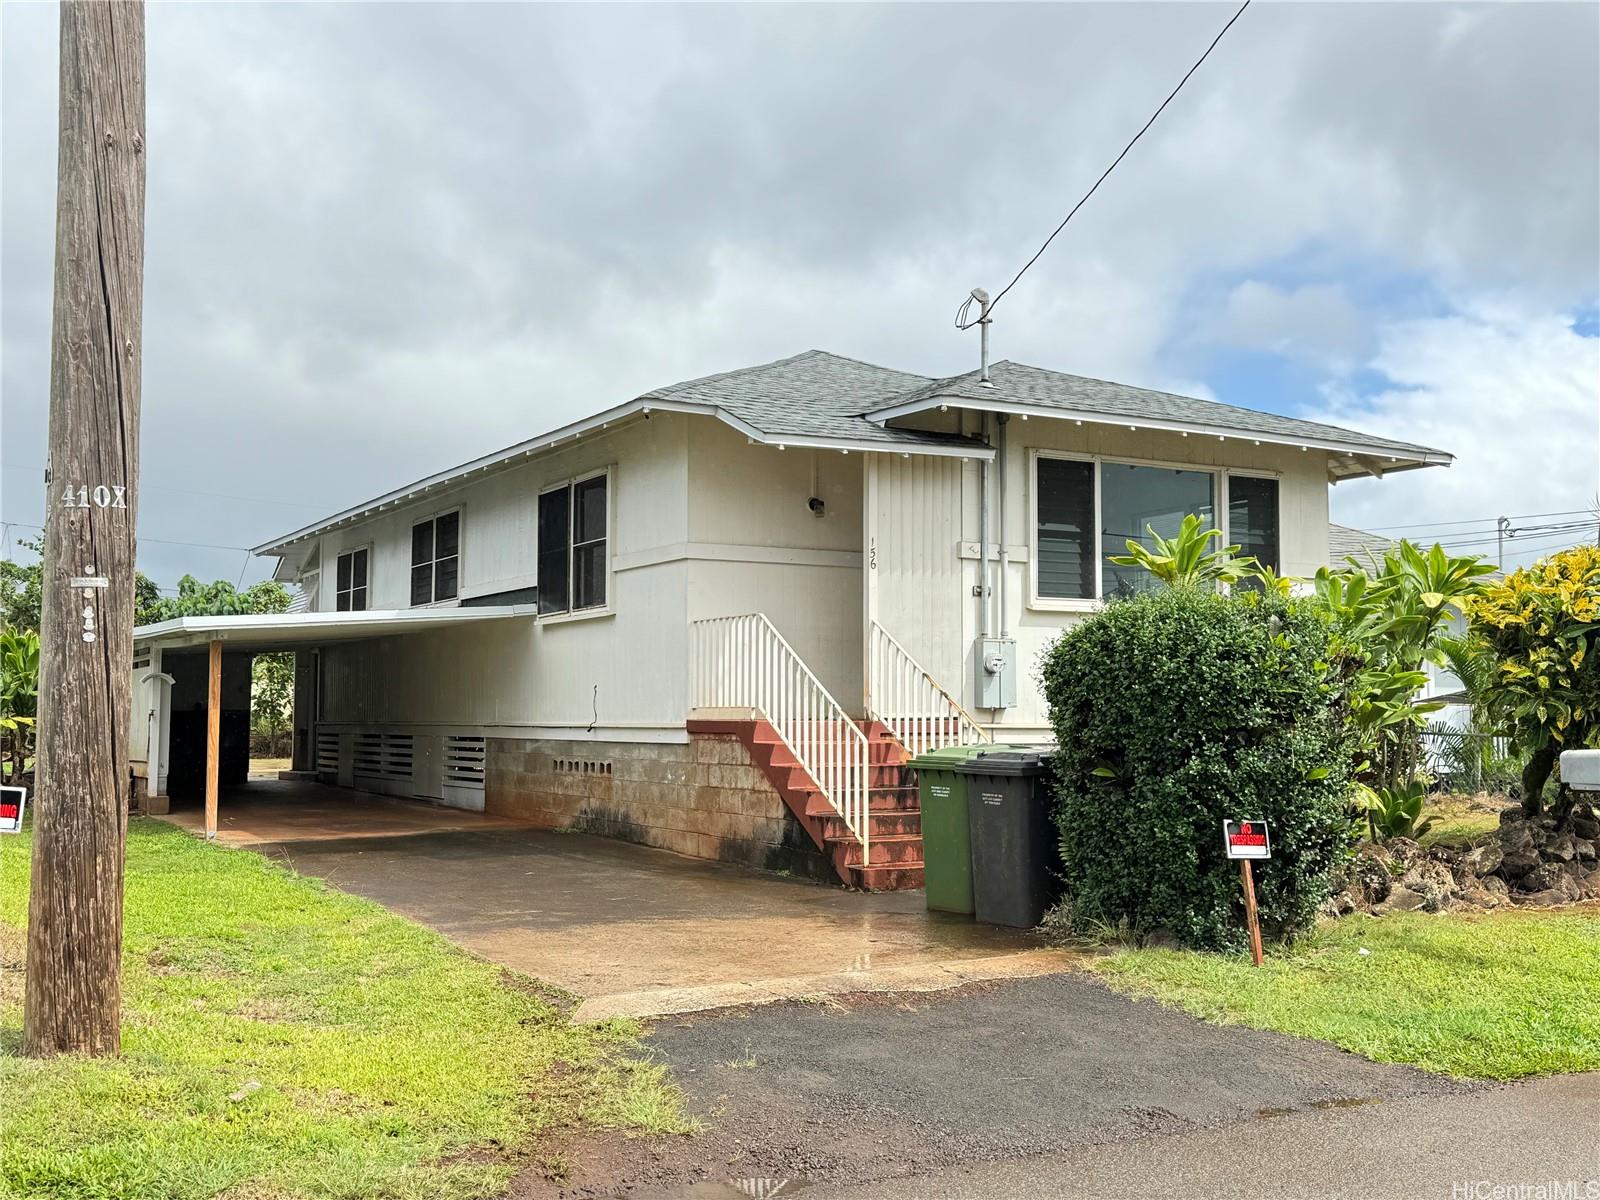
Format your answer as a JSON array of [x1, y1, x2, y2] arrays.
[[3, 1, 1595, 588]]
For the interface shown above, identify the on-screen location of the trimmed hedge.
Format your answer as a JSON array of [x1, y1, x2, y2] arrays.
[[1040, 586, 1354, 950]]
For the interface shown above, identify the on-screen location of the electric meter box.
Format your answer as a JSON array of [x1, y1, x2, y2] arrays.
[[1560, 749, 1600, 792], [974, 637, 1017, 710]]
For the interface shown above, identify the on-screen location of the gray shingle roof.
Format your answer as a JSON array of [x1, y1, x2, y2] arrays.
[[1328, 523, 1396, 564], [864, 360, 1450, 462], [639, 349, 967, 447]]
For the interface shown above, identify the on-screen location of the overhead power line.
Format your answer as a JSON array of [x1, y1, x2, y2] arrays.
[[958, 0, 1253, 329], [1359, 508, 1595, 534]]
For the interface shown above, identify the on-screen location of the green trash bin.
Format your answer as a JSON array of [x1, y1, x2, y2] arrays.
[[909, 744, 1016, 915]]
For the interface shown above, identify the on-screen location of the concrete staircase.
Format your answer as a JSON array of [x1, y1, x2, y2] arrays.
[[687, 717, 924, 891]]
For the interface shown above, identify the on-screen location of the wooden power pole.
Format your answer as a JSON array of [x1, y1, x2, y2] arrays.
[[24, 0, 146, 1058]]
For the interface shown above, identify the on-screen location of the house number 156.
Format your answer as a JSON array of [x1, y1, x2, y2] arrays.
[[60, 484, 127, 509]]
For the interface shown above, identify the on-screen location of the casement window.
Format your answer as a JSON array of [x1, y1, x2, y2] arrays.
[[335, 548, 369, 611], [1033, 453, 1278, 604], [1228, 475, 1281, 574], [410, 511, 460, 606], [537, 472, 609, 616]]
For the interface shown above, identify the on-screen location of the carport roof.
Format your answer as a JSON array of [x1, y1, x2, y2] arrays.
[[133, 605, 535, 652]]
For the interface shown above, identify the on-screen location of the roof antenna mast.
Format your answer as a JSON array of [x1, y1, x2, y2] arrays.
[[968, 287, 994, 387]]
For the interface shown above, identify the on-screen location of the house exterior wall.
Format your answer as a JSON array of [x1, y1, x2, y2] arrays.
[[314, 413, 693, 738], [871, 416, 1333, 740], [483, 732, 832, 878], [684, 420, 865, 709]]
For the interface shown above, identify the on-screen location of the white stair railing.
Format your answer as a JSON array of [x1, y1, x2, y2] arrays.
[[868, 621, 992, 760], [691, 613, 871, 861]]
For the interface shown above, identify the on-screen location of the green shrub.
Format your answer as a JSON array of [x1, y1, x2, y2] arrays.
[[1040, 586, 1355, 951]]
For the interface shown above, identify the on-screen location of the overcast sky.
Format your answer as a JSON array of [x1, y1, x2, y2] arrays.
[[3, 1, 1597, 591]]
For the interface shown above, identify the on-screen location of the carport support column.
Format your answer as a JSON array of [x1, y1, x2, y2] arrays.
[[205, 639, 221, 839]]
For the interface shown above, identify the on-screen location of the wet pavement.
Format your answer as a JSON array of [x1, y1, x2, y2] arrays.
[[522, 973, 1480, 1198], [155, 779, 529, 845], [196, 788, 1080, 1018]]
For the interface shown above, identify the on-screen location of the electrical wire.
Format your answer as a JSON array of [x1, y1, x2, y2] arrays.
[[1357, 508, 1596, 534], [957, 0, 1253, 328]]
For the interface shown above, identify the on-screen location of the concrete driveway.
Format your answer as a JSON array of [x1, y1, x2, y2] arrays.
[[254, 810, 1078, 1020]]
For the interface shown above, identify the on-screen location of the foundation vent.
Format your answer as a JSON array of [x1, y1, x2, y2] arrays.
[[315, 731, 340, 773], [443, 735, 487, 791], [353, 731, 415, 783], [554, 757, 613, 776]]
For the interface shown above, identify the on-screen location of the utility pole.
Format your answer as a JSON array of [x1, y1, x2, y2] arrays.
[[24, 0, 145, 1058], [1497, 516, 1515, 571]]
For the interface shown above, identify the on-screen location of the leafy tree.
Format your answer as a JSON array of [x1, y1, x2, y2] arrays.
[[139, 575, 291, 622], [1469, 545, 1600, 818], [251, 652, 295, 757]]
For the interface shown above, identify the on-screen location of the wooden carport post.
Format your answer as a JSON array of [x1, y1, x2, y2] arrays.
[[205, 639, 221, 839]]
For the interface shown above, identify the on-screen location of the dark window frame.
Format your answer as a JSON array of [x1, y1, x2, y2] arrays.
[[1030, 451, 1280, 605], [537, 469, 610, 617], [335, 546, 370, 612], [409, 509, 461, 607]]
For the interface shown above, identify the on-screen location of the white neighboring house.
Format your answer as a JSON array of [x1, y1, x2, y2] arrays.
[[132, 351, 1452, 887]]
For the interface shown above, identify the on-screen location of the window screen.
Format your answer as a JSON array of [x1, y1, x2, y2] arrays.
[[410, 512, 460, 605], [1036, 458, 1096, 600], [335, 548, 368, 612], [572, 476, 608, 611], [537, 487, 572, 616], [1229, 476, 1280, 573]]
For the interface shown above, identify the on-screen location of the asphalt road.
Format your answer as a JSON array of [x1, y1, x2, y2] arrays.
[[533, 973, 1498, 1198], [809, 1072, 1600, 1200]]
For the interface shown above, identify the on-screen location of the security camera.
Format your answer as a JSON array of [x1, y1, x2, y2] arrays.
[[808, 496, 825, 517]]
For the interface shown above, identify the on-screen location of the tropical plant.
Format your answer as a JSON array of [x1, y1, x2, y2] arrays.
[[1427, 633, 1523, 792], [1357, 777, 1435, 841], [1468, 544, 1600, 817], [1107, 513, 1254, 589], [1, 627, 41, 781], [140, 576, 291, 622], [251, 652, 295, 757], [1314, 541, 1496, 788]]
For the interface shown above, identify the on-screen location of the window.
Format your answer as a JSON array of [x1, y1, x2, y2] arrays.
[[538, 473, 609, 615], [1229, 475, 1280, 573], [1035, 454, 1261, 604], [335, 548, 368, 611], [1101, 464, 1215, 599], [1036, 458, 1096, 601], [410, 511, 459, 605]]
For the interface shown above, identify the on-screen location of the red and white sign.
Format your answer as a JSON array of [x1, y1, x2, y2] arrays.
[[1223, 819, 1270, 860], [0, 786, 25, 835]]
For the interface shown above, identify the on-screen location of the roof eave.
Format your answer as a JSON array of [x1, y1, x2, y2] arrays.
[[866, 394, 1452, 475], [254, 400, 992, 558]]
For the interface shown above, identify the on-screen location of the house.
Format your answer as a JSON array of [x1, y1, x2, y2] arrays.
[[131, 350, 1451, 888]]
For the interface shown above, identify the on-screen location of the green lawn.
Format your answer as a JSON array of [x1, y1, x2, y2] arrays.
[[0, 819, 689, 1200], [1094, 906, 1600, 1080]]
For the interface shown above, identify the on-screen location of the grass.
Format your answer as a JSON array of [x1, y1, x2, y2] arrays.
[[1419, 791, 1508, 848], [0, 819, 690, 1200], [1094, 905, 1600, 1080]]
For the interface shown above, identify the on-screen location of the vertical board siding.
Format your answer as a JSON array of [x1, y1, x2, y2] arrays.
[[868, 453, 965, 700]]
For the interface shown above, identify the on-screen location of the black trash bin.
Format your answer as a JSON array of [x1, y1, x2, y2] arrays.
[[953, 749, 1061, 928]]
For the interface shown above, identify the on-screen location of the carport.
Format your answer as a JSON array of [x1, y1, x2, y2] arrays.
[[131, 606, 535, 838]]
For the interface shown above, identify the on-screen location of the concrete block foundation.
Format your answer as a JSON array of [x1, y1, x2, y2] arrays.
[[485, 734, 833, 881]]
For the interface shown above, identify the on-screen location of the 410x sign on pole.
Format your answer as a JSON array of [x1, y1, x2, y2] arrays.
[[1223, 819, 1270, 966], [24, 0, 146, 1059]]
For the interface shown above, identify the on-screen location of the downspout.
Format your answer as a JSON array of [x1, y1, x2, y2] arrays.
[[997, 414, 1009, 639], [979, 413, 991, 640]]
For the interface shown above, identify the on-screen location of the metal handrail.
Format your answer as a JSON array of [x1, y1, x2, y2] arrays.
[[691, 613, 871, 861], [867, 621, 992, 760]]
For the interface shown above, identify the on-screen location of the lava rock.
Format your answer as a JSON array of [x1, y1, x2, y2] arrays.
[[1516, 862, 1567, 894], [1458, 842, 1503, 878], [1499, 847, 1543, 878], [1546, 834, 1578, 863], [1499, 822, 1535, 853], [1374, 885, 1427, 914]]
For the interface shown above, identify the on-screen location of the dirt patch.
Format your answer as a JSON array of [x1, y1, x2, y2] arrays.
[[510, 973, 1472, 1198]]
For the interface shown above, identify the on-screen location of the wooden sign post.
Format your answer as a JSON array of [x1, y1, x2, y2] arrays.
[[1223, 819, 1270, 967]]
